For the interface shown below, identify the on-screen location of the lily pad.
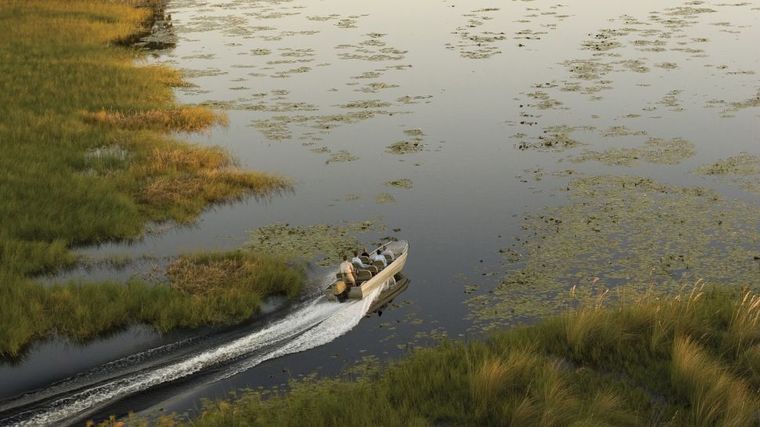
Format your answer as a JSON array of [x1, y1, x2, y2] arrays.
[[384, 179, 413, 189], [248, 221, 384, 266]]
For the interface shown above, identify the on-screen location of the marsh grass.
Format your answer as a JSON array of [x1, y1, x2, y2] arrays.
[[0, 252, 304, 358], [0, 0, 293, 355], [0, 0, 288, 270], [671, 336, 757, 426], [166, 251, 303, 299], [138, 287, 760, 426], [82, 107, 228, 132]]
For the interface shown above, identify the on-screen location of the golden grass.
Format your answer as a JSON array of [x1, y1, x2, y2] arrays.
[[117, 287, 760, 427], [536, 363, 579, 426], [82, 106, 227, 132], [136, 145, 291, 220], [145, 146, 235, 174], [166, 251, 302, 298], [728, 290, 760, 357], [671, 336, 759, 426], [470, 357, 509, 414], [3, 1, 151, 46]]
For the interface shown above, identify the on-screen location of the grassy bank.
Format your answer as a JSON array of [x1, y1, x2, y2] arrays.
[[138, 286, 759, 426], [0, 0, 293, 356], [0, 0, 289, 273], [1, 251, 305, 358]]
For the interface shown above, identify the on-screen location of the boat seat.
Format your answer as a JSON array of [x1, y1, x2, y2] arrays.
[[353, 261, 378, 274], [384, 254, 393, 263], [336, 270, 372, 283], [373, 260, 385, 270], [356, 270, 372, 282], [360, 256, 371, 264]]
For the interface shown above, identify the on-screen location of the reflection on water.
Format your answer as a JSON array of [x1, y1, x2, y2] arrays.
[[3, 0, 760, 423]]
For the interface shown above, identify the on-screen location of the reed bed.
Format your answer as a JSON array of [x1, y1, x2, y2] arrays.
[[0, 0, 293, 356], [0, 252, 304, 358], [0, 0, 288, 268]]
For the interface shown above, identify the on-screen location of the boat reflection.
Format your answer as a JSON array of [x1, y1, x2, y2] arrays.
[[368, 273, 410, 315]]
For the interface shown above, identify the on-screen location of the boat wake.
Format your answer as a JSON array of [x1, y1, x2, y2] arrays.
[[0, 286, 383, 427]]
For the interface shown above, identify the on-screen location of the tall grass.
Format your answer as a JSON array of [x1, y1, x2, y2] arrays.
[[671, 336, 757, 426], [0, 0, 293, 355], [0, 0, 289, 272], [140, 287, 760, 426], [0, 252, 305, 358]]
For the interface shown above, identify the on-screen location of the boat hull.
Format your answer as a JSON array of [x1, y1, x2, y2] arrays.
[[348, 249, 407, 299]]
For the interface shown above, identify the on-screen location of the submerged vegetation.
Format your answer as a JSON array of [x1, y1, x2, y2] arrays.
[[135, 287, 760, 426], [469, 175, 760, 330], [0, 0, 292, 356], [696, 153, 760, 195], [248, 221, 384, 267], [572, 137, 695, 166]]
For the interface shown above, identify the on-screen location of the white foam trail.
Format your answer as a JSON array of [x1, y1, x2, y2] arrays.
[[0, 335, 197, 414], [7, 287, 382, 427], [216, 285, 383, 381]]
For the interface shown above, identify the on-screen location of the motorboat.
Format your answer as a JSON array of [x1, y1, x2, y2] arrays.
[[326, 240, 408, 302]]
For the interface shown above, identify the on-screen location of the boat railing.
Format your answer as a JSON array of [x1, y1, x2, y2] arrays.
[[375, 240, 408, 257]]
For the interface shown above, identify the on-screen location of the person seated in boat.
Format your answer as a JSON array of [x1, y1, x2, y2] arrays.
[[339, 255, 357, 287], [352, 250, 377, 273], [361, 248, 370, 257], [382, 247, 395, 262], [371, 249, 387, 268]]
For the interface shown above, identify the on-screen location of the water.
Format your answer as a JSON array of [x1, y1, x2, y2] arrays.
[[2, 0, 759, 424], [1, 284, 384, 426]]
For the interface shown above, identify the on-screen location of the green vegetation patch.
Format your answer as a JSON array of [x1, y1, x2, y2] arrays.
[[142, 288, 760, 426], [0, 1, 293, 357], [339, 99, 392, 109], [0, 0, 289, 276], [517, 125, 587, 151], [248, 221, 384, 267], [387, 140, 424, 154], [387, 128, 425, 154], [728, 88, 760, 112], [696, 152, 760, 195], [325, 150, 358, 164], [385, 178, 413, 189], [526, 91, 564, 110], [375, 192, 396, 204], [0, 252, 304, 358], [571, 137, 695, 166], [469, 175, 760, 329], [697, 152, 760, 176], [601, 126, 647, 137], [166, 251, 303, 299]]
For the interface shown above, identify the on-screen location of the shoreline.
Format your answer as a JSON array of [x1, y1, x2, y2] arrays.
[[0, 0, 295, 358]]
